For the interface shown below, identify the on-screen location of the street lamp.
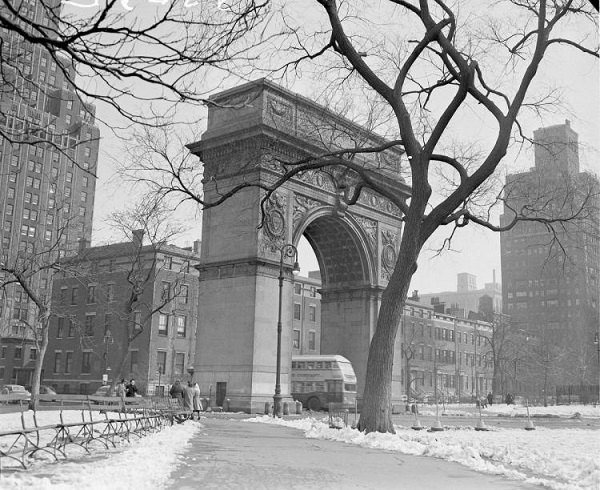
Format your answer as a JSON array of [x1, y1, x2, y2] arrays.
[[273, 243, 300, 418], [594, 333, 600, 403], [187, 366, 195, 383]]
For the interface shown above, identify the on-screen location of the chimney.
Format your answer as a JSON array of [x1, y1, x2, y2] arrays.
[[193, 240, 201, 254], [132, 229, 144, 246], [78, 237, 89, 252], [410, 289, 420, 302]]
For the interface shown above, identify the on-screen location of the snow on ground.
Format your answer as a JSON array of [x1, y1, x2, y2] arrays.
[[417, 403, 600, 419], [0, 410, 200, 490], [249, 406, 600, 490]]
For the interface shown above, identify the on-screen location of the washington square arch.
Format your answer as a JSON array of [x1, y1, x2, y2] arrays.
[[187, 79, 410, 413]]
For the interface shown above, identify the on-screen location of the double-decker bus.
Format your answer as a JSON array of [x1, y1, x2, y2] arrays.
[[291, 355, 357, 411]]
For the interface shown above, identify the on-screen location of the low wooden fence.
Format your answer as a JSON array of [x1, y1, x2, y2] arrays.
[[0, 393, 189, 472]]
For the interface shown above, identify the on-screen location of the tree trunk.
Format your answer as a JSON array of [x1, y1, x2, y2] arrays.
[[357, 249, 417, 433], [29, 313, 49, 410]]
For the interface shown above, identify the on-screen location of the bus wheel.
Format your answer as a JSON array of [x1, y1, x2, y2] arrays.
[[307, 397, 321, 411]]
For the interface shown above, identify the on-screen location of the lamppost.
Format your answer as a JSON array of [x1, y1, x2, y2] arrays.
[[594, 333, 600, 403], [273, 243, 300, 418], [187, 366, 195, 383], [103, 329, 113, 386]]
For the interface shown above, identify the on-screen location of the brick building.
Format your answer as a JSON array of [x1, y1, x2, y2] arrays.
[[42, 236, 201, 395]]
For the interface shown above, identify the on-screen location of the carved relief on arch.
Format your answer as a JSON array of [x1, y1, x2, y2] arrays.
[[381, 229, 399, 282], [293, 194, 325, 230], [259, 191, 288, 255], [354, 216, 378, 257]]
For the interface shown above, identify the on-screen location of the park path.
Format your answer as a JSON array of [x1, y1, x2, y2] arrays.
[[167, 416, 535, 490]]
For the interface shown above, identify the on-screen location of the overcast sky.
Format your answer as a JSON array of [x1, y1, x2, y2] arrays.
[[86, 1, 599, 295]]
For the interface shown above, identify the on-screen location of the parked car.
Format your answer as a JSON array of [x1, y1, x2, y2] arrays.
[[0, 384, 31, 403], [93, 385, 112, 397], [25, 385, 57, 396]]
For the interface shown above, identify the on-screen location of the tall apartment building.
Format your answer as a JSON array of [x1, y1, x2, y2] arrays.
[[0, 0, 101, 384], [42, 237, 201, 396], [418, 272, 502, 318], [500, 121, 599, 387]]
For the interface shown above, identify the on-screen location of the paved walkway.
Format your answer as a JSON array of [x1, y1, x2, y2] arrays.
[[168, 416, 535, 490]]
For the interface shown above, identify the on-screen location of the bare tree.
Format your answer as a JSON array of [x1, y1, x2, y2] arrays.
[[80, 199, 186, 394], [0, 197, 80, 407], [120, 1, 598, 432], [0, 0, 272, 159]]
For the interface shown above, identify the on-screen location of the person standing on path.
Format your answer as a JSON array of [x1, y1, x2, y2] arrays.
[[170, 380, 184, 400], [192, 382, 203, 420], [183, 381, 194, 414], [126, 379, 138, 397]]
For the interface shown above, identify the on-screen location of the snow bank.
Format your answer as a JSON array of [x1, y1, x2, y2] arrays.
[[248, 413, 600, 490], [0, 410, 200, 490]]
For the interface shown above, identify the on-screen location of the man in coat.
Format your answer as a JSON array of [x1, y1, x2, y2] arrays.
[[169, 380, 184, 399]]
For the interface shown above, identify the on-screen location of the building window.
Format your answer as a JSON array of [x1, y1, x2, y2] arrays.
[[84, 315, 95, 337], [53, 352, 62, 373], [157, 351, 166, 374], [179, 285, 188, 304], [14, 347, 22, 360], [176, 316, 186, 338], [66, 99, 73, 110], [308, 305, 316, 322], [130, 350, 139, 372], [68, 318, 75, 338], [309, 287, 316, 297], [158, 314, 168, 336], [164, 256, 172, 269], [161, 282, 171, 301], [57, 317, 64, 338], [106, 283, 114, 302], [132, 311, 142, 332], [308, 331, 316, 351], [292, 329, 300, 349], [81, 351, 92, 373], [294, 283, 301, 295], [174, 353, 185, 375], [5, 204, 13, 216], [1, 346, 6, 359], [71, 287, 78, 305], [62, 351, 72, 374], [87, 285, 96, 304], [294, 303, 301, 320]]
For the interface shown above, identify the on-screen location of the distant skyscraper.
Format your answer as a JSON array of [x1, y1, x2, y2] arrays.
[[500, 121, 599, 385], [0, 0, 100, 385]]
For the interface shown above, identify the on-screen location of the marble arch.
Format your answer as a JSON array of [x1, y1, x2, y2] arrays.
[[188, 79, 409, 412]]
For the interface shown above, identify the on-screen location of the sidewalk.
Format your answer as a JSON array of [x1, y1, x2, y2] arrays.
[[168, 416, 535, 490]]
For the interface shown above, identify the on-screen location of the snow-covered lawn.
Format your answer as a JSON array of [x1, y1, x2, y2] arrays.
[[0, 405, 597, 489], [250, 405, 600, 490], [417, 403, 600, 419], [0, 410, 200, 490]]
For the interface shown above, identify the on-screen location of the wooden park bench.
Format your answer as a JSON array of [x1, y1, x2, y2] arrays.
[[0, 393, 167, 473]]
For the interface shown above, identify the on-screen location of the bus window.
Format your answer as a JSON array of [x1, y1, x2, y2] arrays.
[[315, 361, 322, 369], [307, 362, 314, 369], [292, 362, 297, 369], [315, 382, 325, 392], [324, 361, 331, 369], [297, 362, 305, 369]]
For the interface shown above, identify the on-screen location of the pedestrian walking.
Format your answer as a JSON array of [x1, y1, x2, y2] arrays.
[[192, 382, 203, 420], [487, 392, 493, 406], [169, 380, 184, 399]]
